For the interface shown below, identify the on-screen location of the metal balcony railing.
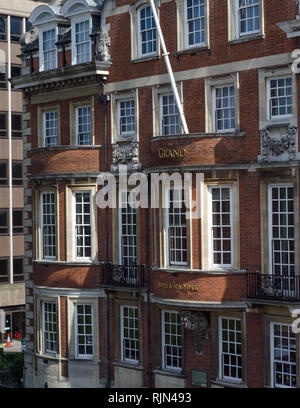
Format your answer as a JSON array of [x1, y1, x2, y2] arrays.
[[247, 273, 300, 302], [100, 263, 145, 289]]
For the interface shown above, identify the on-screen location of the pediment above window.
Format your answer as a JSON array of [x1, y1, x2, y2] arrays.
[[61, 0, 103, 18], [29, 5, 67, 26]]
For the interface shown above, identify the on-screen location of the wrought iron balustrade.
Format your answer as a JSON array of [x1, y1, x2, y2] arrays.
[[100, 263, 145, 289], [247, 273, 300, 302]]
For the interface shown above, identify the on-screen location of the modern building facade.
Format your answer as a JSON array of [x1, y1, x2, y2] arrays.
[[14, 0, 300, 388], [0, 0, 49, 343]]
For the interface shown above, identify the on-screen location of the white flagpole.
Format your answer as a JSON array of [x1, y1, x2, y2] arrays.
[[149, 0, 189, 134]]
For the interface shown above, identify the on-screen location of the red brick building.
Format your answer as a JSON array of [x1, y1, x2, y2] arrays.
[[14, 0, 300, 388]]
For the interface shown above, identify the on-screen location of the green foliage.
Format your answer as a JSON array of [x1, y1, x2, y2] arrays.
[[0, 350, 24, 371]]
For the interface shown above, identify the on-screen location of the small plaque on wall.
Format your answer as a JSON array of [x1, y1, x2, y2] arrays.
[[191, 369, 208, 388]]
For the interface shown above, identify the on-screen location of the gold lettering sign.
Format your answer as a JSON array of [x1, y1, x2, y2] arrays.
[[157, 281, 198, 292], [158, 148, 187, 160]]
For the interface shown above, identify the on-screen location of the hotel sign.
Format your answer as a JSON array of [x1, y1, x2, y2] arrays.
[[158, 281, 198, 292], [158, 147, 187, 159]]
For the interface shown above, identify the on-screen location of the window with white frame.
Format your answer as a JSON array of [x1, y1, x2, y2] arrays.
[[238, 0, 260, 36], [121, 306, 139, 363], [269, 186, 295, 289], [41, 192, 56, 259], [74, 20, 91, 64], [118, 100, 135, 136], [268, 77, 292, 120], [75, 304, 93, 358], [42, 301, 57, 354], [76, 106, 91, 145], [43, 111, 58, 147], [41, 28, 57, 71], [213, 85, 235, 132], [160, 93, 180, 136], [74, 191, 92, 260], [138, 5, 157, 57], [167, 189, 187, 266], [209, 186, 233, 268], [119, 191, 137, 265], [271, 323, 296, 388], [219, 317, 242, 381], [162, 311, 182, 371], [185, 0, 206, 47]]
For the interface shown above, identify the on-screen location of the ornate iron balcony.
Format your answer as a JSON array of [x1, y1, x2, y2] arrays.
[[100, 263, 145, 289], [247, 273, 300, 302]]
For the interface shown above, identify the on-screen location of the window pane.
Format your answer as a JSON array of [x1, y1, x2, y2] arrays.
[[0, 113, 6, 137], [12, 162, 22, 185]]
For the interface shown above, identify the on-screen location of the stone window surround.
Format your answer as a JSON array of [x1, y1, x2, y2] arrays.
[[112, 187, 141, 265], [152, 304, 185, 374], [69, 96, 95, 146], [34, 186, 60, 262], [263, 314, 299, 388], [152, 82, 183, 137], [205, 73, 240, 134], [227, 0, 265, 43], [201, 180, 240, 271], [260, 177, 299, 276], [129, 0, 161, 62], [38, 103, 61, 148], [113, 298, 142, 365], [258, 66, 298, 129], [65, 183, 98, 263], [176, 0, 210, 52], [110, 89, 139, 143], [38, 22, 58, 73], [67, 297, 100, 361], [36, 295, 60, 359], [211, 311, 246, 387], [158, 182, 192, 270], [71, 13, 93, 66]]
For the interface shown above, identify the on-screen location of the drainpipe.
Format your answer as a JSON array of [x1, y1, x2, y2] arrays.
[[148, 0, 189, 134], [146, 174, 152, 387], [100, 91, 111, 388], [7, 16, 13, 286]]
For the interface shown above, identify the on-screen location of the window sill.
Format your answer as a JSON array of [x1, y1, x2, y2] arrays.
[[113, 361, 143, 371], [229, 33, 264, 45], [262, 120, 293, 129], [114, 135, 137, 143], [131, 55, 160, 64], [176, 45, 210, 55], [152, 266, 247, 275], [31, 145, 102, 152], [153, 368, 185, 378], [211, 378, 247, 388], [33, 259, 101, 266], [150, 132, 245, 143]]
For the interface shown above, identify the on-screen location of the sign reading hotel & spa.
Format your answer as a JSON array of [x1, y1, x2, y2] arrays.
[[158, 281, 198, 292]]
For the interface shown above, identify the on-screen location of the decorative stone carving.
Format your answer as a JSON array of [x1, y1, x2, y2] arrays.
[[95, 27, 111, 62], [20, 27, 39, 51], [111, 141, 140, 172], [297, 0, 300, 18], [180, 311, 209, 354], [261, 127, 297, 162]]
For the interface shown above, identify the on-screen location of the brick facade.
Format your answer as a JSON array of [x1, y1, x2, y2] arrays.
[[15, 0, 300, 388]]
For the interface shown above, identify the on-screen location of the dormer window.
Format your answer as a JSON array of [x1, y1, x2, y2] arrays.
[[38, 24, 58, 72], [72, 16, 91, 65], [42, 28, 57, 71]]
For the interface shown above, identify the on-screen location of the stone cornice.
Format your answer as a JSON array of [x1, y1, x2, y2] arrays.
[[12, 60, 111, 94]]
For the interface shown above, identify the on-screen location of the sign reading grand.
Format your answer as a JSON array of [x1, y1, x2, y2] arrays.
[[158, 147, 187, 159]]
